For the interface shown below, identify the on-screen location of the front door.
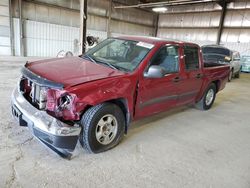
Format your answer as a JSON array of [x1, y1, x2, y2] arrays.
[[136, 44, 181, 118]]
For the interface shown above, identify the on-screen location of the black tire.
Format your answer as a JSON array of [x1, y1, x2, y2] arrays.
[[234, 71, 240, 78], [79, 103, 125, 153], [228, 69, 233, 82], [195, 83, 216, 111]]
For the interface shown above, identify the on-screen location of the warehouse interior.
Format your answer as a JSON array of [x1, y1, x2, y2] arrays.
[[1, 0, 250, 187], [1, 0, 250, 56]]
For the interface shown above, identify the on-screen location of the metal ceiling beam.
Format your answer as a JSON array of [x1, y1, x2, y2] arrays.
[[112, 0, 154, 13], [24, 0, 79, 12], [114, 0, 219, 9], [216, 0, 227, 45]]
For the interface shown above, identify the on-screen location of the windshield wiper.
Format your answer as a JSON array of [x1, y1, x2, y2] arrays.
[[84, 55, 124, 71], [97, 61, 119, 70], [83, 54, 97, 64]]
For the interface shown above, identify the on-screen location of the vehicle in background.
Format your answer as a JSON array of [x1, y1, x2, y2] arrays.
[[241, 56, 250, 73], [11, 36, 230, 158], [231, 51, 241, 78], [202, 45, 241, 81]]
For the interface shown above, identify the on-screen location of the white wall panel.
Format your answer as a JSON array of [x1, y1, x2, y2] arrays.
[[157, 28, 218, 43], [224, 9, 250, 27], [0, 46, 11, 55], [0, 1, 10, 55], [13, 18, 20, 56], [0, 0, 9, 6], [0, 16, 9, 26], [111, 20, 154, 36], [0, 36, 10, 46], [0, 5, 9, 16], [112, 6, 154, 26], [159, 11, 220, 28], [23, 20, 79, 57], [87, 15, 107, 31], [10, 0, 155, 56], [221, 28, 250, 43], [223, 42, 250, 56], [18, 19, 107, 57]]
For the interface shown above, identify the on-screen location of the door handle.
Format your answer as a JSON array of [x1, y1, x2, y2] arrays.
[[196, 73, 202, 79], [172, 76, 181, 82]]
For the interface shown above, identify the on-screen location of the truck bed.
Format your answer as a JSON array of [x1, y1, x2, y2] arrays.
[[204, 61, 226, 68]]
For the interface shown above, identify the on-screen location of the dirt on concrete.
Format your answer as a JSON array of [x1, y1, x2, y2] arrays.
[[0, 59, 250, 188]]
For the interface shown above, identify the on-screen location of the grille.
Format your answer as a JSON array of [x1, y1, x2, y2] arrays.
[[19, 77, 47, 110]]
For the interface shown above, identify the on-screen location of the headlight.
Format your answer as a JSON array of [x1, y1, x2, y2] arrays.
[[46, 89, 80, 120], [57, 94, 72, 111]]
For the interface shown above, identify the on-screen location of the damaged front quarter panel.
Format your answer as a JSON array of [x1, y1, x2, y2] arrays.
[[46, 89, 86, 121]]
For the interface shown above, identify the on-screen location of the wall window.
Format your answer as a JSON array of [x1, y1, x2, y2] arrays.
[[184, 46, 199, 70], [150, 45, 179, 74]]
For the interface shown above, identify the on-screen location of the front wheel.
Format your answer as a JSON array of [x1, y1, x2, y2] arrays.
[[79, 103, 125, 153], [195, 83, 216, 110]]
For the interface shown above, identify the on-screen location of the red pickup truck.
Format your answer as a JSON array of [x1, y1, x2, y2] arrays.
[[11, 36, 230, 158]]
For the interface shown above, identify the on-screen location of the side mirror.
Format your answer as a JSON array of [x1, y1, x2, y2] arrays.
[[224, 56, 231, 62], [144, 65, 165, 78]]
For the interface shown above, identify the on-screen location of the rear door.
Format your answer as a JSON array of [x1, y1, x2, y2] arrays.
[[177, 45, 203, 105], [136, 44, 181, 118]]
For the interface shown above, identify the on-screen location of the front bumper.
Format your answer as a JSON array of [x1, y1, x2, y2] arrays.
[[11, 88, 81, 157]]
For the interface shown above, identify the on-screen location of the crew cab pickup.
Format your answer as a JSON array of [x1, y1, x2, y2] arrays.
[[11, 36, 230, 158]]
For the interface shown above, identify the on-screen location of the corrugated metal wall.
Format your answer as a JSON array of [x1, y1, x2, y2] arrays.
[[157, 3, 222, 45], [157, 1, 250, 55], [222, 2, 250, 55], [11, 0, 155, 57], [8, 0, 250, 56], [0, 0, 11, 55]]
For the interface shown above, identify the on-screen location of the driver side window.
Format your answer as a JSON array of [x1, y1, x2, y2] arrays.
[[150, 45, 179, 74]]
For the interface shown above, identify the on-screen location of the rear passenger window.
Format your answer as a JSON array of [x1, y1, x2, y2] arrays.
[[184, 46, 199, 70]]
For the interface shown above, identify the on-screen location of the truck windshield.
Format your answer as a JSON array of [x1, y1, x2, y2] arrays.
[[84, 38, 153, 72]]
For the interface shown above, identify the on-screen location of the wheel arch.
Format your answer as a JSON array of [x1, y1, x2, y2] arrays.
[[212, 80, 220, 93], [106, 98, 130, 133], [79, 98, 130, 134]]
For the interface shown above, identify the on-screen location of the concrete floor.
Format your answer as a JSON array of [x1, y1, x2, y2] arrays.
[[1, 59, 250, 188]]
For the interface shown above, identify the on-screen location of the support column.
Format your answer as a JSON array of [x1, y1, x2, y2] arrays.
[[216, 0, 227, 45], [80, 0, 87, 54], [154, 14, 159, 37], [9, 0, 14, 55], [18, 0, 24, 56], [107, 0, 112, 38]]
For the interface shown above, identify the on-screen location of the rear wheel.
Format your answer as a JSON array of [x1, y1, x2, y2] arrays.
[[195, 83, 216, 110], [228, 69, 233, 82], [79, 103, 125, 153], [234, 71, 240, 78]]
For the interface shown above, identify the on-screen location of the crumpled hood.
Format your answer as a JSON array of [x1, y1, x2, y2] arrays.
[[25, 57, 125, 87]]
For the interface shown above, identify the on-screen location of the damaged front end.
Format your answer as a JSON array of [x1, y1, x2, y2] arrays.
[[11, 67, 82, 159]]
